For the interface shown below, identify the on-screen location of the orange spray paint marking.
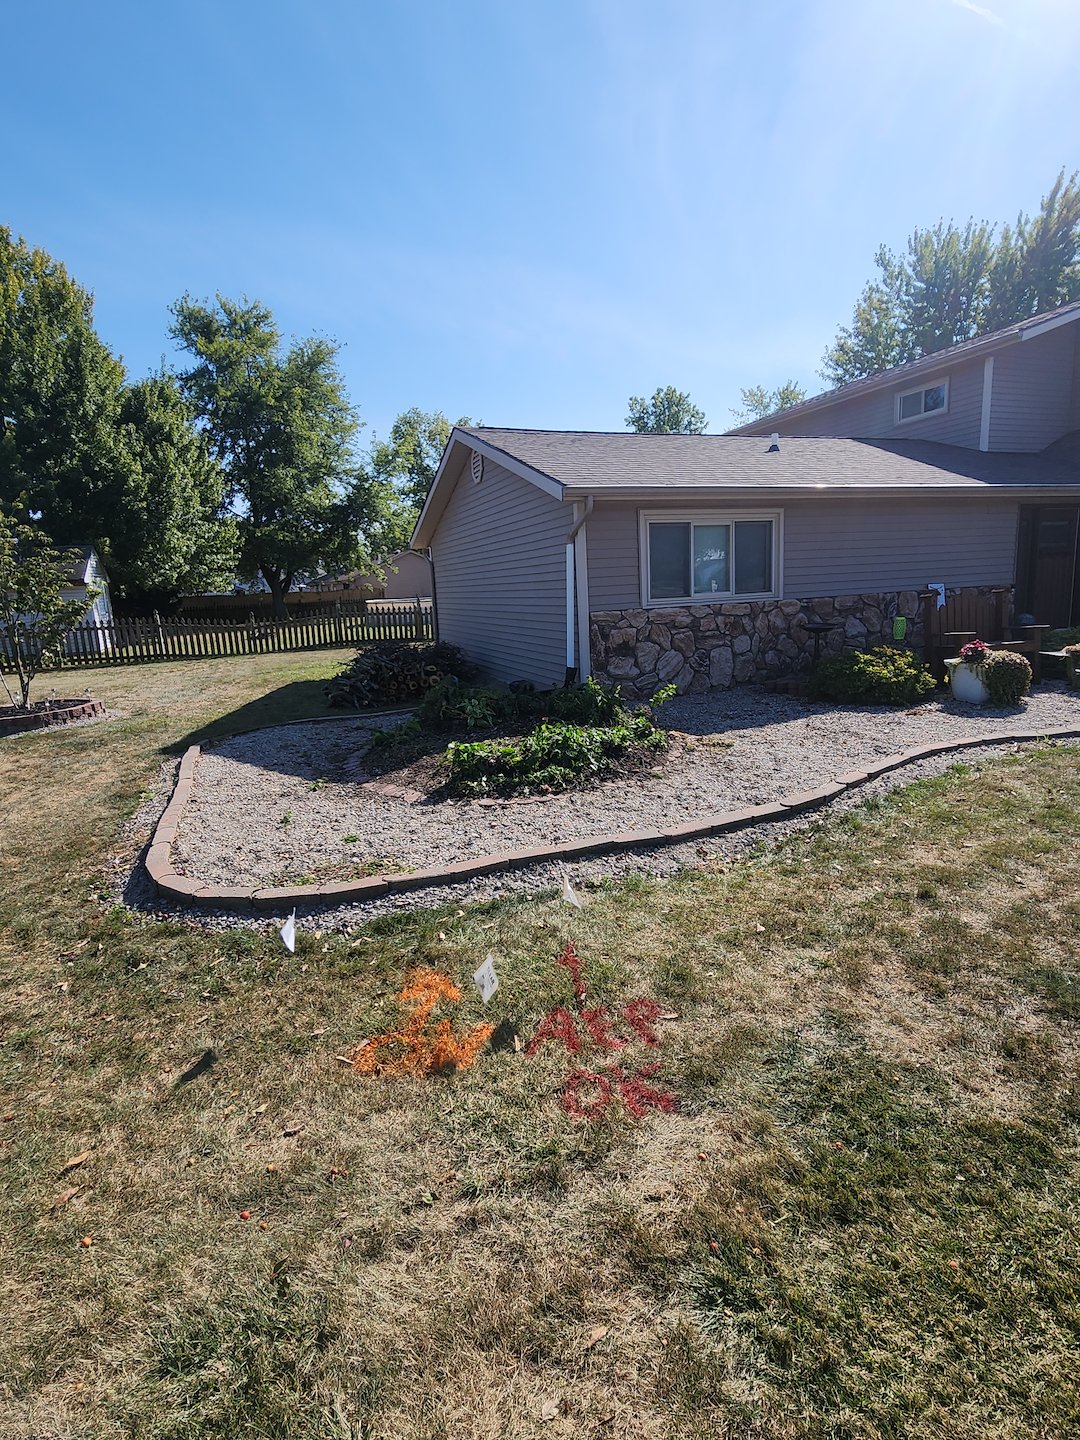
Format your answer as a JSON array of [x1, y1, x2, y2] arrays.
[[351, 968, 493, 1078]]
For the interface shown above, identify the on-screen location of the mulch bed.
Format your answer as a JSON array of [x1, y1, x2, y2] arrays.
[[359, 720, 668, 800]]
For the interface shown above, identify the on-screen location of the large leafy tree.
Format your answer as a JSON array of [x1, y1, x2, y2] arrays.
[[731, 380, 808, 424], [170, 296, 377, 616], [0, 226, 124, 543], [364, 407, 472, 555], [823, 169, 1080, 385], [111, 375, 237, 603], [626, 386, 707, 434], [0, 229, 234, 603]]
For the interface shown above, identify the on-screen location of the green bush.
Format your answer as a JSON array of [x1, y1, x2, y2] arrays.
[[808, 645, 936, 706], [446, 712, 666, 797], [325, 641, 477, 709], [546, 676, 626, 725], [981, 649, 1032, 706]]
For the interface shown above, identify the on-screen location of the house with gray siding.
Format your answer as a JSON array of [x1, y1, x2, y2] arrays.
[[413, 303, 1080, 695]]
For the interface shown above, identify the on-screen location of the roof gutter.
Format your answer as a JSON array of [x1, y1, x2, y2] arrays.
[[561, 484, 1080, 502]]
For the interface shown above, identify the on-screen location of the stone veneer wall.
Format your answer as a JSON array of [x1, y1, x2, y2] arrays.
[[589, 588, 1007, 696]]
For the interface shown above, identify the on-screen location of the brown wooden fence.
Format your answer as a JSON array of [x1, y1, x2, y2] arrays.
[[8, 602, 435, 670]]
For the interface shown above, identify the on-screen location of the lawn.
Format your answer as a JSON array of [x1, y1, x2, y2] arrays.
[[1, 652, 1078, 1440]]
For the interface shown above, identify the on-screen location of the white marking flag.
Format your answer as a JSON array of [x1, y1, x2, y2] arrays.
[[473, 954, 499, 1004], [280, 910, 297, 953]]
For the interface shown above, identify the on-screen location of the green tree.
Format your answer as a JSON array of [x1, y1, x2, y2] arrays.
[[731, 379, 809, 424], [0, 514, 95, 710], [626, 386, 707, 434], [822, 170, 1080, 385], [170, 295, 377, 616], [364, 407, 472, 555], [0, 229, 234, 603], [111, 375, 238, 604], [0, 227, 124, 545]]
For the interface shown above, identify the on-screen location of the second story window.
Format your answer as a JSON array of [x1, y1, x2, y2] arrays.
[[897, 379, 949, 422]]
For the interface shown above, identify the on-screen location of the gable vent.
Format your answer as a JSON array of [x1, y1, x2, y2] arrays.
[[470, 449, 484, 484]]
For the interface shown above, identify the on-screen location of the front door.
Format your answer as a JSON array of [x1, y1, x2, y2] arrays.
[[1015, 506, 1080, 626]]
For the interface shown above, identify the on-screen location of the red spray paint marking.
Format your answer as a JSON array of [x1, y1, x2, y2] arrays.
[[561, 1063, 677, 1120], [525, 1007, 582, 1057], [556, 941, 587, 1005], [581, 1005, 625, 1050]]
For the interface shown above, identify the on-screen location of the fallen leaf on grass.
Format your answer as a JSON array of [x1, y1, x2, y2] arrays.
[[50, 1186, 83, 1210], [251, 1103, 269, 1116], [58, 1151, 92, 1175], [540, 1399, 560, 1422], [283, 1123, 303, 1137], [582, 1325, 608, 1351]]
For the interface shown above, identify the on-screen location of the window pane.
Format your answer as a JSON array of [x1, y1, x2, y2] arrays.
[[693, 524, 730, 594], [649, 523, 690, 599], [923, 383, 946, 413], [898, 391, 922, 420], [734, 521, 772, 594]]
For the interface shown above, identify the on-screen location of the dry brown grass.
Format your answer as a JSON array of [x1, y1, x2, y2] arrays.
[[1, 654, 1078, 1439]]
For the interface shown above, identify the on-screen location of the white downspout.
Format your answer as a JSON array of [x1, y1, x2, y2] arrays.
[[565, 498, 594, 684]]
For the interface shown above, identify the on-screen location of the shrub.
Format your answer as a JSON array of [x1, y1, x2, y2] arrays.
[[808, 645, 936, 706], [418, 680, 528, 731], [325, 641, 477, 708], [981, 649, 1032, 706], [446, 712, 666, 797], [546, 676, 626, 725]]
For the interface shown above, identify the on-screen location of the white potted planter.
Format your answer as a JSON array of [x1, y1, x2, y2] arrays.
[[944, 656, 989, 704]]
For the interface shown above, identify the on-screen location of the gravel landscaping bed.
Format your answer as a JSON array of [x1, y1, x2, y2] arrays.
[[169, 684, 1080, 898]]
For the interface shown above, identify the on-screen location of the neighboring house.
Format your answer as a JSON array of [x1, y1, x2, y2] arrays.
[[65, 545, 112, 624], [415, 303, 1080, 695], [59, 546, 113, 655], [315, 551, 434, 601]]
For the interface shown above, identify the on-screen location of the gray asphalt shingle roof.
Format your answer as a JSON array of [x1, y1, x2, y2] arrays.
[[462, 428, 1080, 494], [723, 299, 1080, 433]]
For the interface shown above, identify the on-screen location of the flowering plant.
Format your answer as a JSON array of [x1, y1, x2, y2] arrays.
[[958, 639, 990, 663]]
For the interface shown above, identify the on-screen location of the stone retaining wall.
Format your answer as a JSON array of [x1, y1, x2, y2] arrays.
[[589, 588, 1006, 696]]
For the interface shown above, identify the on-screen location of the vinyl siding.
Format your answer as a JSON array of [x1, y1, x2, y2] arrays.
[[586, 495, 1019, 609], [988, 324, 1080, 451], [431, 458, 569, 686], [771, 356, 985, 446]]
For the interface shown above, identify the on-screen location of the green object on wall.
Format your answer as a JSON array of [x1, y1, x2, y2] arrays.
[[893, 616, 907, 641]]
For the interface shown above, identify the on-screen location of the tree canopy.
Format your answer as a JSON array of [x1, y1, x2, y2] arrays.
[[822, 169, 1080, 386], [111, 375, 237, 603], [170, 295, 378, 615], [626, 386, 707, 434], [0, 229, 235, 603], [730, 380, 808, 425], [364, 407, 471, 556]]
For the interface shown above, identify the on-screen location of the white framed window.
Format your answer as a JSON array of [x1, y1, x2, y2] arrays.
[[896, 377, 949, 423], [639, 510, 782, 606]]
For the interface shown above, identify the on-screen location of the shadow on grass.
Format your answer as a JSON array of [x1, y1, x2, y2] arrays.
[[164, 678, 347, 754]]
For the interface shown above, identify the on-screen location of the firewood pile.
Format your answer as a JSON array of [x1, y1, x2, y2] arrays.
[[325, 640, 478, 709]]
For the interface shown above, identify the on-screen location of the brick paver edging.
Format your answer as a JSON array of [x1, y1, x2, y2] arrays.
[[0, 697, 107, 736], [145, 727, 1080, 912]]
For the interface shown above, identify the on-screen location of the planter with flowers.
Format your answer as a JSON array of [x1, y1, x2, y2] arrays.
[[945, 639, 1032, 706]]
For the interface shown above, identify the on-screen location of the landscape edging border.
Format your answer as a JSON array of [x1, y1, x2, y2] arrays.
[[144, 727, 1080, 912]]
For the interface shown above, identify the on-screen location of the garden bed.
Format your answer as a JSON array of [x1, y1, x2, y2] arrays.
[[169, 684, 1080, 892], [0, 696, 106, 736]]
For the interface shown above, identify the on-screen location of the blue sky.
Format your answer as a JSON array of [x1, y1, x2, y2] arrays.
[[6, 0, 1080, 443]]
